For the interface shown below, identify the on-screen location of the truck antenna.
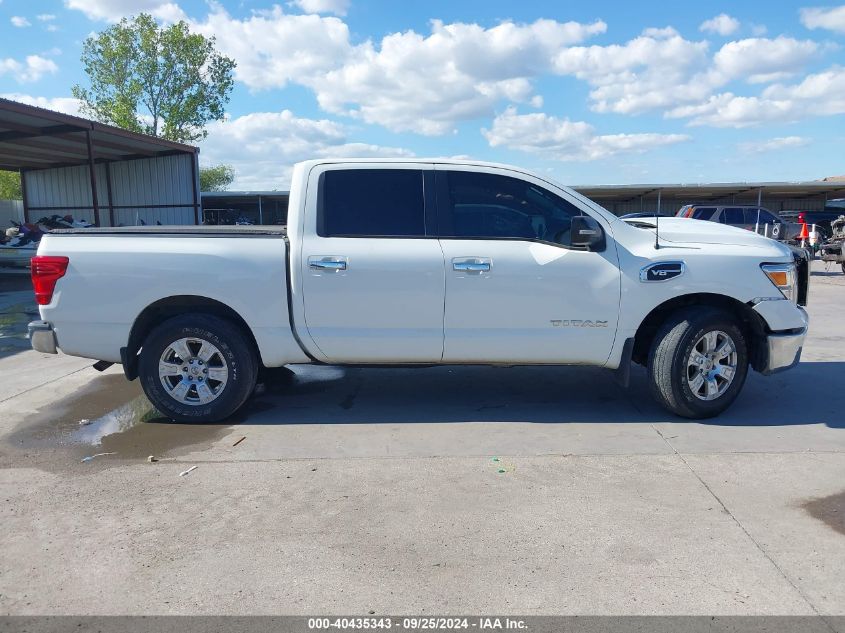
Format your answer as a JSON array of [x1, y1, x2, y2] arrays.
[[654, 212, 660, 249]]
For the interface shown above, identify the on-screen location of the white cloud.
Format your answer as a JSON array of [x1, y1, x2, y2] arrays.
[[190, 9, 606, 134], [0, 56, 59, 83], [308, 18, 607, 134], [709, 36, 820, 84], [0, 93, 82, 115], [553, 28, 711, 115], [291, 0, 350, 16], [700, 13, 740, 36], [667, 66, 845, 127], [200, 110, 414, 189], [189, 5, 352, 91], [738, 136, 810, 153], [36, 14, 56, 21], [800, 5, 845, 33], [63, 0, 185, 22], [554, 30, 821, 116], [11, 16, 31, 27], [751, 23, 768, 36], [482, 107, 689, 160]]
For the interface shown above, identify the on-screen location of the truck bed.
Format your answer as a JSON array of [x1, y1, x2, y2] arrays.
[[35, 225, 305, 367]]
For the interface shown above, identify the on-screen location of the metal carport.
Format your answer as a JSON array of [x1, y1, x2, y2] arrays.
[[574, 181, 845, 216], [0, 97, 200, 227]]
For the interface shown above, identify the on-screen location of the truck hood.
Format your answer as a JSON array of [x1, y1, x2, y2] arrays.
[[622, 217, 787, 250]]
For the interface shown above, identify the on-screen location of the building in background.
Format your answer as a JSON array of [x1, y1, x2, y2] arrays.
[[199, 191, 289, 225], [0, 98, 200, 227], [575, 181, 845, 217], [198, 180, 845, 227]]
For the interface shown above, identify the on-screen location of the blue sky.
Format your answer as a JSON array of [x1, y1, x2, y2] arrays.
[[1, 0, 844, 189]]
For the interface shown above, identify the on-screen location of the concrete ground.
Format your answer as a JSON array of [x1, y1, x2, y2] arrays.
[[0, 263, 843, 616]]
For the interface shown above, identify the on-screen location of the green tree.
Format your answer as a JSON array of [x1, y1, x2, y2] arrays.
[[199, 164, 235, 192], [0, 170, 22, 200], [72, 13, 235, 144]]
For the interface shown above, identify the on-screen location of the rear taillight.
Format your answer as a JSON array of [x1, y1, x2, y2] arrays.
[[31, 256, 69, 305]]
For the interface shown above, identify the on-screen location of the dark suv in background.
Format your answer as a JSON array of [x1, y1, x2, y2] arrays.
[[676, 204, 799, 241], [676, 204, 812, 295], [779, 204, 845, 239]]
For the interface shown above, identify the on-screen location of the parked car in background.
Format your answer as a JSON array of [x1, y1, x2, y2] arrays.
[[676, 204, 799, 241], [778, 207, 844, 240], [819, 213, 845, 274]]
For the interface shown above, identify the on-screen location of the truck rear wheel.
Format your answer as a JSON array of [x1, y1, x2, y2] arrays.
[[647, 308, 749, 419], [139, 314, 257, 423]]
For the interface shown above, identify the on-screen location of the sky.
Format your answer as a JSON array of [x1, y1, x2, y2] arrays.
[[0, 0, 844, 189]]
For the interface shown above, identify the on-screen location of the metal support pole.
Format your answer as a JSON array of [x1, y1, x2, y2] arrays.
[[190, 154, 200, 225], [757, 188, 762, 207], [104, 162, 115, 227], [258, 195, 264, 225], [19, 168, 29, 224], [656, 189, 662, 215], [85, 130, 100, 226]]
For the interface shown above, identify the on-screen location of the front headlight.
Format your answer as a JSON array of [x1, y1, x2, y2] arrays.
[[761, 263, 797, 302]]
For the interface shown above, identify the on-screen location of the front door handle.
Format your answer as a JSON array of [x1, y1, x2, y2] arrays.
[[309, 256, 347, 272], [453, 258, 491, 273]]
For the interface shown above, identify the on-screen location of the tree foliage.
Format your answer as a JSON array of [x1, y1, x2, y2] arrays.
[[199, 164, 235, 192], [0, 171, 22, 200], [72, 13, 235, 144]]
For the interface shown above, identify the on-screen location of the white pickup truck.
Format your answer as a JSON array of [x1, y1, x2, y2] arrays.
[[28, 159, 809, 422]]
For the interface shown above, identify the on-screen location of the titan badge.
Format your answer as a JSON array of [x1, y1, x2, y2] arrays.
[[550, 320, 609, 328]]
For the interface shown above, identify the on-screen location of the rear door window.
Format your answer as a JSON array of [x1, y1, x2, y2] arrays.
[[759, 209, 780, 224], [744, 208, 762, 225], [319, 169, 426, 237], [720, 208, 745, 225], [690, 207, 716, 220]]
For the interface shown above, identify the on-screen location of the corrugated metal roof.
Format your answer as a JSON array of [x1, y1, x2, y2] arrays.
[[573, 181, 845, 200], [0, 97, 197, 171]]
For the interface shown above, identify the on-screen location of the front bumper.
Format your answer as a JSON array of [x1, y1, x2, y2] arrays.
[[28, 320, 58, 354], [760, 327, 806, 375]]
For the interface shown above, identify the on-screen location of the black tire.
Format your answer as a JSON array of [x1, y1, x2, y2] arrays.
[[647, 307, 749, 419], [139, 314, 257, 423]]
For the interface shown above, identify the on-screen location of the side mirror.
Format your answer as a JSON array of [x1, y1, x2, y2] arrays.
[[570, 215, 605, 251]]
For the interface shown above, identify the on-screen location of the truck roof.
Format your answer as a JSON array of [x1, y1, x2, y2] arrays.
[[295, 157, 531, 172]]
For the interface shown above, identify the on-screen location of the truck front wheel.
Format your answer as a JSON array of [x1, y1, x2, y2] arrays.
[[138, 314, 257, 423], [647, 308, 749, 419]]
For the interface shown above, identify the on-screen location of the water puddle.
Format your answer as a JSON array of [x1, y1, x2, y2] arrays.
[[7, 373, 239, 471], [803, 490, 845, 536], [4, 364, 345, 472], [0, 301, 40, 356]]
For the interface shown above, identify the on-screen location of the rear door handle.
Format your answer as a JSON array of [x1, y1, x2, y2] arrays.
[[309, 256, 348, 272], [452, 257, 491, 273]]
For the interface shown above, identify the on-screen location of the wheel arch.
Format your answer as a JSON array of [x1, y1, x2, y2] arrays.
[[122, 295, 260, 380], [632, 293, 768, 372]]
